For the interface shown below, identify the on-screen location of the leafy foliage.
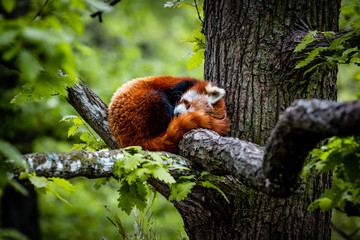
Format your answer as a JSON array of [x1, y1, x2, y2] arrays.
[[165, 0, 205, 70], [294, 0, 359, 73], [105, 192, 189, 240], [1, 0, 204, 239], [169, 176, 196, 202], [19, 172, 76, 205], [60, 115, 107, 151], [294, 30, 359, 71], [304, 137, 360, 212], [0, 228, 29, 240], [111, 147, 176, 214], [296, 1, 360, 217], [0, 0, 89, 103], [0, 140, 27, 197], [97, 146, 230, 215]]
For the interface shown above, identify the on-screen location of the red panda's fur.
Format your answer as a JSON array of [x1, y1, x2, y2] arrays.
[[108, 76, 230, 153]]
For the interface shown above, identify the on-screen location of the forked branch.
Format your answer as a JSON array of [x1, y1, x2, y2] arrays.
[[16, 81, 360, 198]]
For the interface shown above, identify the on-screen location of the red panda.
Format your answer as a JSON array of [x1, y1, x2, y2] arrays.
[[108, 76, 230, 153]]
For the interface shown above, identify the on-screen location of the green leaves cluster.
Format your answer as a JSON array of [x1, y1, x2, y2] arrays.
[[303, 136, 360, 212], [96, 146, 229, 215], [165, 0, 205, 70], [169, 171, 229, 203], [183, 28, 205, 70], [109, 146, 177, 215], [0, 1, 88, 103], [19, 172, 76, 204], [164, 0, 197, 8], [297, 0, 360, 214], [294, 0, 359, 76], [0, 0, 117, 104], [60, 115, 107, 151], [294, 30, 359, 74], [0, 139, 27, 197], [105, 193, 161, 240]]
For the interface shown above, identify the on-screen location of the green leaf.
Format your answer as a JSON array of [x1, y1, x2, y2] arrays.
[[147, 152, 163, 164], [126, 170, 140, 184], [118, 181, 147, 215], [67, 125, 78, 137], [340, 46, 358, 63], [151, 166, 176, 184], [18, 50, 41, 81], [169, 181, 196, 202], [29, 175, 48, 189], [295, 47, 326, 69], [303, 63, 322, 77], [93, 178, 109, 190], [187, 50, 204, 70], [308, 186, 346, 212], [0, 228, 29, 240], [202, 180, 230, 203], [122, 152, 143, 173], [308, 197, 333, 211], [0, 30, 18, 46], [136, 168, 152, 181], [293, 30, 319, 53], [322, 31, 335, 38], [134, 182, 147, 211], [328, 31, 353, 51], [49, 177, 76, 192], [8, 180, 29, 196], [0, 140, 26, 170], [1, 0, 16, 13], [46, 184, 71, 205]]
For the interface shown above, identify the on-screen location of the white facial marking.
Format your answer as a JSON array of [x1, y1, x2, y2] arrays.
[[174, 90, 203, 115], [174, 103, 186, 115], [180, 90, 202, 103]]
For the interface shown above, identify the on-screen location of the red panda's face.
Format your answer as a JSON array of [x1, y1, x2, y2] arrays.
[[174, 82, 227, 120]]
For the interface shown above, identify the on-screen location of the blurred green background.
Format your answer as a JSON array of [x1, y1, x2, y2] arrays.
[[0, 0, 359, 239]]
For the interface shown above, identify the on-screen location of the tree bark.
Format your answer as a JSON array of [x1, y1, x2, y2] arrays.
[[183, 0, 340, 238]]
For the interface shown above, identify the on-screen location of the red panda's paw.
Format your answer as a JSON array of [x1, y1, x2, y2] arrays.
[[183, 111, 230, 136], [166, 111, 229, 142]]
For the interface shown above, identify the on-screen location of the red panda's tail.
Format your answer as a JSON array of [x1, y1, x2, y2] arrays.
[[143, 112, 230, 153]]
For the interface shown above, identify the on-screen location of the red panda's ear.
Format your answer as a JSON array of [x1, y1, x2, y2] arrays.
[[205, 83, 226, 104]]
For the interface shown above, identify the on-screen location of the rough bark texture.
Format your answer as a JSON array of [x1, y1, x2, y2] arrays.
[[189, 0, 340, 238], [66, 80, 118, 150], [204, 0, 339, 145], [179, 100, 360, 196], [18, 150, 190, 180]]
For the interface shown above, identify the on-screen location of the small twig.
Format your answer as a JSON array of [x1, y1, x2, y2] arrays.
[[193, 0, 203, 24], [330, 221, 360, 240], [335, 207, 346, 213], [32, 0, 50, 21], [90, 0, 122, 23]]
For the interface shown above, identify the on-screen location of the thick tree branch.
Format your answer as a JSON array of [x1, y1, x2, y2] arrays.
[[17, 149, 190, 180], [264, 100, 360, 194], [18, 81, 360, 198], [66, 80, 118, 150], [179, 100, 360, 196]]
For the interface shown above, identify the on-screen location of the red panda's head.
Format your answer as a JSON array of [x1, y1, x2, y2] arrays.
[[174, 81, 228, 121]]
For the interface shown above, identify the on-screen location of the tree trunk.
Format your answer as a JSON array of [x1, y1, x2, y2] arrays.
[[175, 0, 340, 238]]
